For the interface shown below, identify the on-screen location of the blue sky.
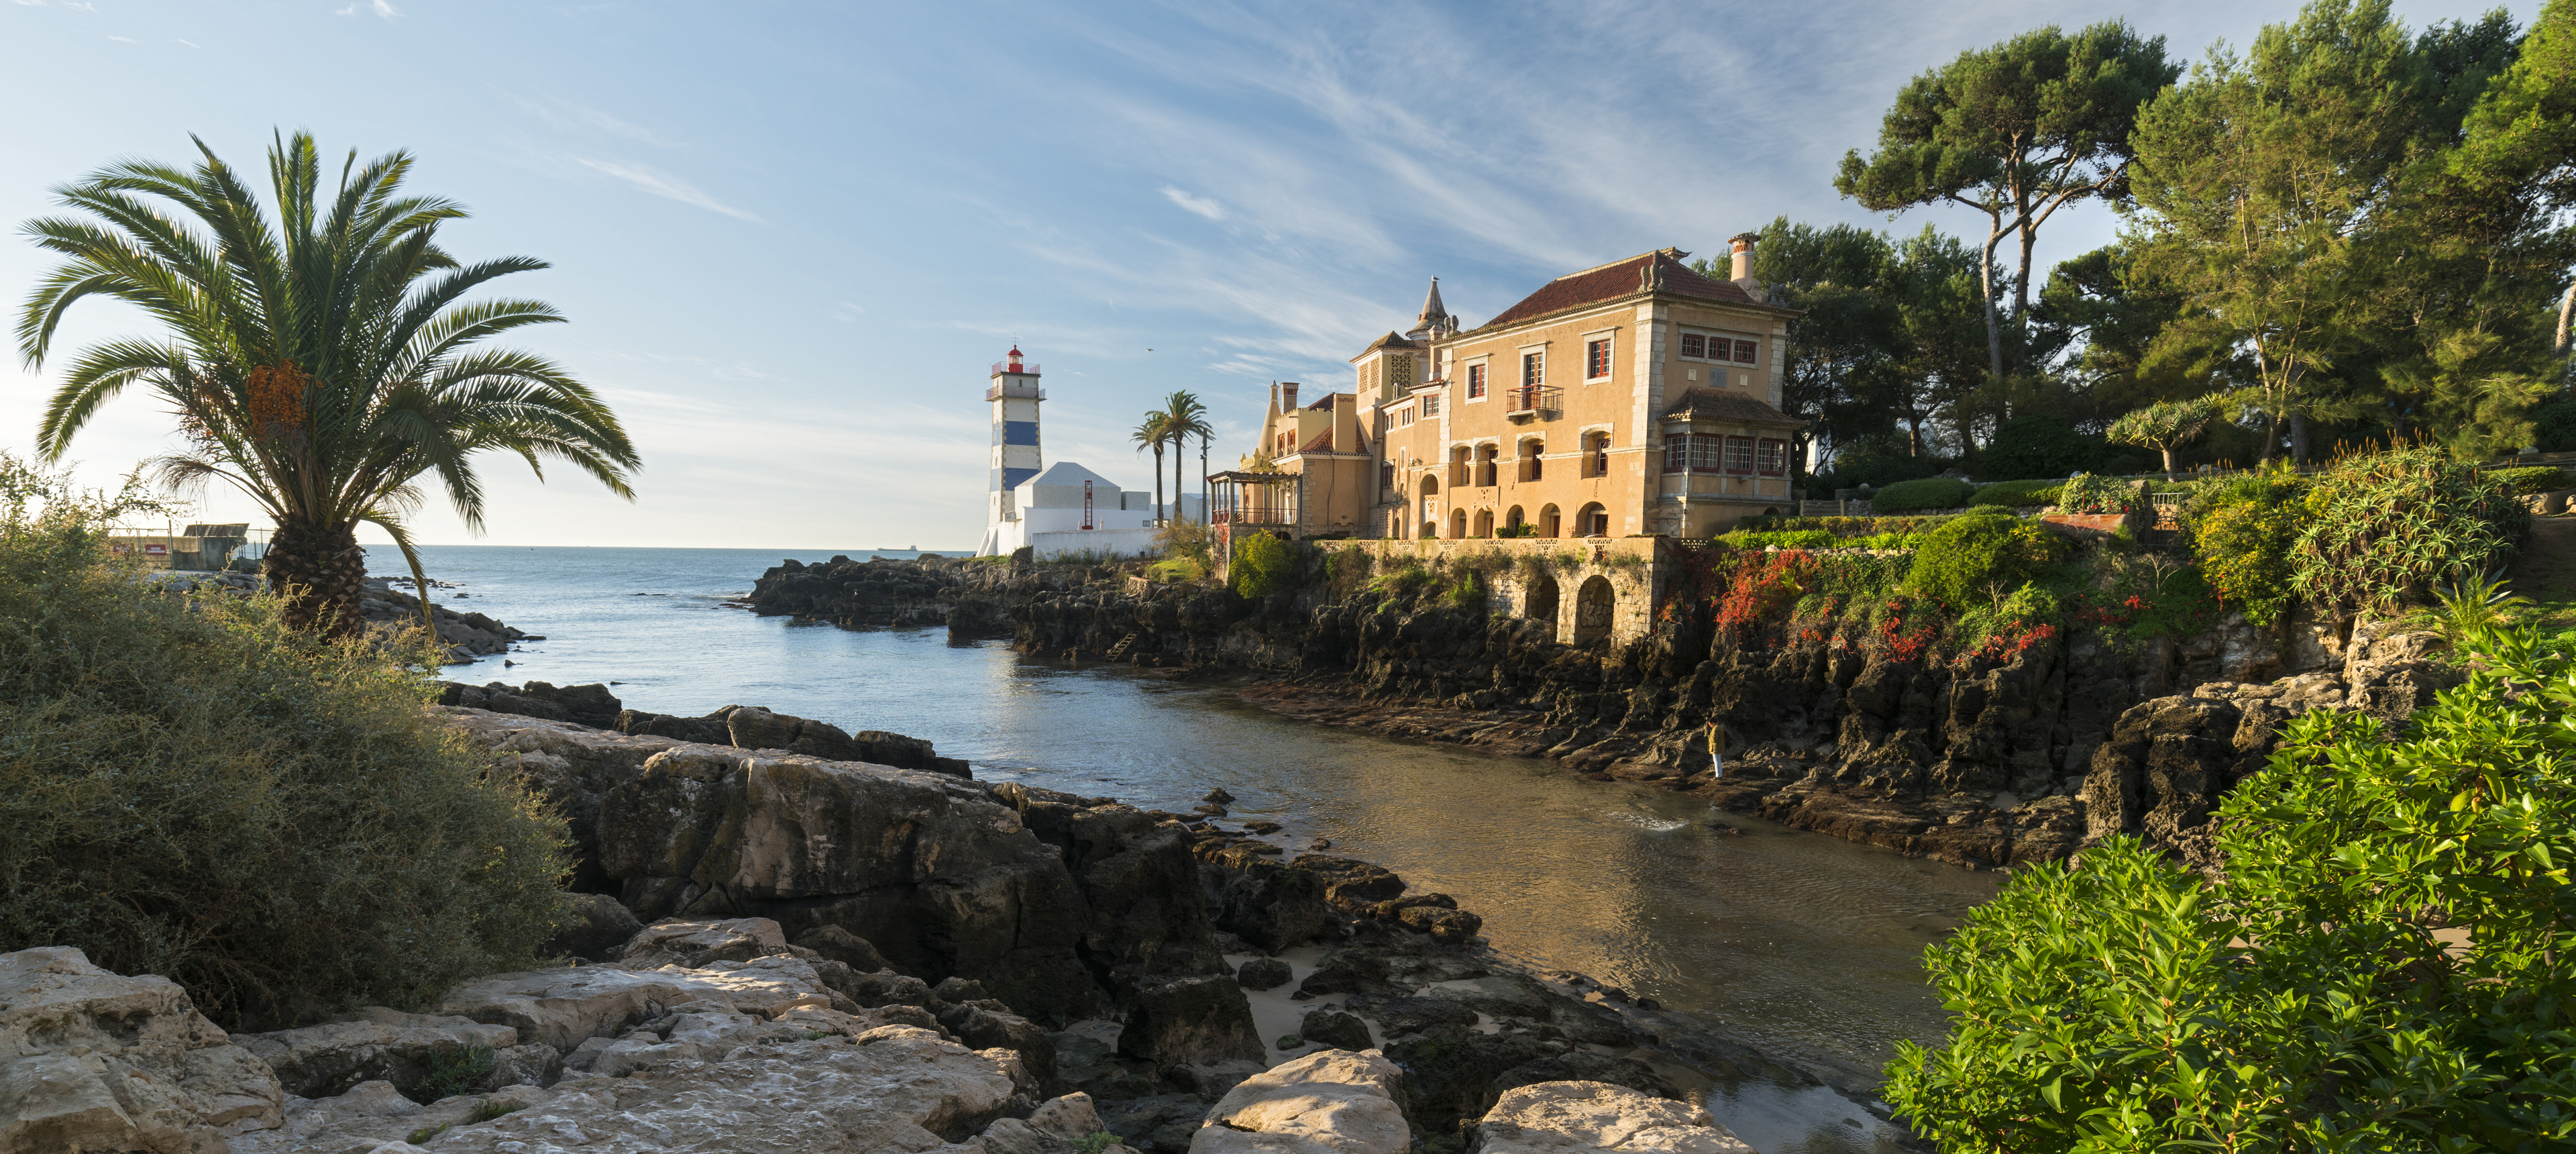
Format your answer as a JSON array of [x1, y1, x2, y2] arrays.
[[1, 0, 2534, 551]]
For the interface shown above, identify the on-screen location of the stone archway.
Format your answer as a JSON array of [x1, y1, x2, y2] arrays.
[[1573, 575, 1614, 645], [1575, 502, 1607, 537], [1525, 572, 1560, 637], [1449, 508, 1468, 539], [1472, 509, 1494, 537], [1504, 505, 1525, 535], [1539, 504, 1561, 539]]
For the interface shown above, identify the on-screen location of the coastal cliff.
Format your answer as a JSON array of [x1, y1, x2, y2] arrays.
[[743, 554, 2457, 872]]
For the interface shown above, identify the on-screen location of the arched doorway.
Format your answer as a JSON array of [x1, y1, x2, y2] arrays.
[[1472, 509, 1495, 537], [1417, 475, 1440, 540], [1573, 576, 1614, 645], [1575, 502, 1607, 537], [1450, 445, 1473, 487], [1526, 573, 1560, 637], [1449, 508, 1468, 539], [1519, 439, 1544, 482], [1539, 503, 1561, 538], [1476, 445, 1499, 487], [1504, 505, 1525, 535]]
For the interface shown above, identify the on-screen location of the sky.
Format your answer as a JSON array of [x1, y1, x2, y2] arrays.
[[0, 0, 2538, 551]]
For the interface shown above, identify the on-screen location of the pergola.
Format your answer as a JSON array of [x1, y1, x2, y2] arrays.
[[1206, 470, 1303, 529]]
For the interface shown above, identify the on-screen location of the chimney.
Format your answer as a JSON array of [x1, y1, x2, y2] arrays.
[[1728, 232, 1769, 303], [1281, 382, 1299, 409]]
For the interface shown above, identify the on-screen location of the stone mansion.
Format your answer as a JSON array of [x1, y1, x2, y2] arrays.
[[1236, 238, 1801, 542]]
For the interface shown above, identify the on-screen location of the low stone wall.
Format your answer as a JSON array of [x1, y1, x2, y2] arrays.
[[1326, 537, 1667, 647]]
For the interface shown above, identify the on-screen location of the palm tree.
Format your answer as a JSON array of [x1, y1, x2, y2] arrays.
[[17, 133, 639, 638], [1159, 391, 1213, 523], [1132, 411, 1173, 521]]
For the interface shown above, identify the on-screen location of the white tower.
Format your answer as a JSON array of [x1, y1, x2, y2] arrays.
[[979, 346, 1043, 556]]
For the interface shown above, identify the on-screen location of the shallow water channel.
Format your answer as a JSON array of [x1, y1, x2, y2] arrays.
[[413, 545, 2000, 1153]]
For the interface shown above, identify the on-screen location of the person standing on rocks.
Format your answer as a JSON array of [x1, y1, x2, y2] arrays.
[[1707, 721, 1725, 780]]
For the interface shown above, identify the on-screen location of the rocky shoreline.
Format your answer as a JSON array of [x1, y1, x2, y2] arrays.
[[743, 554, 2459, 874], [1, 698, 1773, 1154]]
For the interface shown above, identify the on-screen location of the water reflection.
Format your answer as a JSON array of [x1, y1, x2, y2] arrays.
[[411, 545, 1995, 1153]]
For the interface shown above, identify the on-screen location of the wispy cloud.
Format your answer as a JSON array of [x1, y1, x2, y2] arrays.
[[11, 1, 47, 8], [1160, 187, 1226, 221], [371, 0, 397, 18], [176, 38, 199, 47], [514, 94, 672, 146], [333, 4, 356, 14], [106, 34, 134, 42], [574, 158, 761, 222]]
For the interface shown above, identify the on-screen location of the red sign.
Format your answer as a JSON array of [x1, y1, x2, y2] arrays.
[[144, 543, 168, 556]]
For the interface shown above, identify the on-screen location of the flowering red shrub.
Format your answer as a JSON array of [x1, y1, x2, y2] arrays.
[[1712, 550, 1820, 643]]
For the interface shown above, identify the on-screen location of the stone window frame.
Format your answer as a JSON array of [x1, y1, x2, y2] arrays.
[[1580, 325, 1619, 384], [1464, 356, 1492, 403]]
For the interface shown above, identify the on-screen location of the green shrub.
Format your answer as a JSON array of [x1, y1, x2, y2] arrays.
[[1717, 529, 1836, 550], [1977, 415, 2102, 481], [0, 457, 567, 1029], [1854, 531, 1923, 550], [1731, 514, 1965, 536], [1146, 556, 1204, 584], [1368, 559, 1434, 598], [1968, 479, 2063, 509], [2053, 472, 2146, 515], [1870, 477, 1978, 513], [2534, 395, 2576, 452], [2194, 499, 2302, 625], [2292, 448, 2527, 617], [1886, 620, 2576, 1151], [1905, 515, 2073, 607], [409, 1044, 497, 1104], [1230, 533, 1297, 600], [2492, 464, 2571, 494]]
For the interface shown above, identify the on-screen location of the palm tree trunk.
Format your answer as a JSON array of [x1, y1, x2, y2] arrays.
[[1152, 445, 1167, 523], [265, 515, 367, 637], [1199, 436, 1210, 523]]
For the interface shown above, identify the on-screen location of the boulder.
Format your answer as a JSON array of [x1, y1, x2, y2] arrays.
[[432, 955, 831, 1052], [796, 924, 895, 974], [1297, 1009, 1374, 1052], [235, 1027, 1034, 1154], [937, 998, 1061, 1090], [540, 892, 643, 962], [231, 1008, 521, 1099], [0, 946, 284, 1153], [1188, 1048, 1411, 1154], [1235, 957, 1293, 992], [614, 707, 733, 745], [1472, 1081, 1753, 1154], [615, 916, 794, 969], [725, 705, 972, 776], [1118, 976, 1264, 1066], [1199, 843, 1339, 952], [595, 744, 1097, 1021]]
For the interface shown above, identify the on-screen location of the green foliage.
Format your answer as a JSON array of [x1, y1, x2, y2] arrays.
[[1733, 513, 1965, 535], [1870, 476, 1977, 513], [409, 1045, 498, 1104], [408, 1124, 449, 1145], [1324, 545, 1373, 600], [1073, 1133, 1122, 1154], [2053, 472, 2145, 515], [2435, 569, 2527, 651], [1145, 557, 1204, 584], [2493, 464, 2572, 493], [1154, 518, 1214, 567], [17, 133, 640, 633], [0, 457, 568, 1029], [1968, 478, 2063, 508], [1854, 531, 1925, 550], [1717, 529, 1837, 550], [2104, 397, 2220, 472], [1886, 619, 2576, 1151], [1230, 533, 1296, 600], [470, 1100, 525, 1124], [1978, 415, 2103, 481], [2195, 499, 2303, 625], [2534, 396, 2576, 452], [1905, 515, 2073, 607], [1367, 559, 1434, 598], [1442, 571, 1484, 611], [2292, 448, 2528, 615]]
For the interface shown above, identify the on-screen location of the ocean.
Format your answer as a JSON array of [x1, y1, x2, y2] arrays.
[[391, 544, 1983, 1154]]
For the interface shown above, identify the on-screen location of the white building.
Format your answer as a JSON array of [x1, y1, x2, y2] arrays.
[[977, 348, 1197, 559]]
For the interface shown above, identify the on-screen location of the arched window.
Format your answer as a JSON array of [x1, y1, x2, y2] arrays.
[[1539, 503, 1562, 539], [1588, 433, 1611, 477], [1450, 445, 1473, 488], [1504, 505, 1525, 535], [1476, 445, 1499, 488], [1472, 509, 1494, 537], [1521, 439, 1545, 482], [1449, 508, 1468, 539], [1573, 576, 1615, 645], [1526, 573, 1560, 635], [1575, 502, 1608, 537]]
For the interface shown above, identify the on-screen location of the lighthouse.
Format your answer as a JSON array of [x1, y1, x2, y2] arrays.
[[978, 346, 1044, 556]]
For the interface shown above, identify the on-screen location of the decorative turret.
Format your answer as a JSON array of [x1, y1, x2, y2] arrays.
[[1406, 276, 1457, 341]]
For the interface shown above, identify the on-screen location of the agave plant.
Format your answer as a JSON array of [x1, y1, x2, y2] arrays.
[[17, 132, 639, 637]]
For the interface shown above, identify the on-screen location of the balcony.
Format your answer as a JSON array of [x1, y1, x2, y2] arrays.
[[985, 382, 1045, 402], [1505, 386, 1562, 420], [990, 360, 1041, 376]]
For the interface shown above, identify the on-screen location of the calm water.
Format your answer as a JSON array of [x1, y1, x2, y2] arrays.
[[396, 545, 1995, 1153]]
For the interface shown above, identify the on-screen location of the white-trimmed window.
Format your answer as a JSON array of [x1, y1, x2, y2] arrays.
[[1723, 436, 1755, 474], [1757, 438, 1788, 477], [1586, 338, 1612, 380], [1423, 393, 1442, 417], [1398, 405, 1415, 427], [1467, 363, 1487, 399], [1522, 352, 1544, 387]]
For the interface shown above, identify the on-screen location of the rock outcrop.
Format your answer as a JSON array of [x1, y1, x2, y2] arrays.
[[1187, 1049, 1412, 1154], [362, 578, 529, 664], [743, 553, 2466, 869], [0, 946, 283, 1154], [1472, 1081, 1755, 1154]]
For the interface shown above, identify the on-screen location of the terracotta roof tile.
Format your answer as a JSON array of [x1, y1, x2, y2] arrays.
[[1660, 387, 1802, 427], [1479, 249, 1760, 331]]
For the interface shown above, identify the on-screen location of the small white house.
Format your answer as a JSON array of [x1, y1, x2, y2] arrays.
[[982, 461, 1198, 560]]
